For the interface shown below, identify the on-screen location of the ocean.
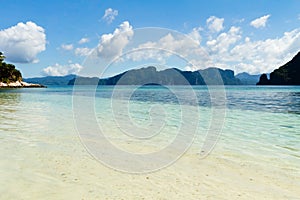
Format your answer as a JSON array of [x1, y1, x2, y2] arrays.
[[0, 85, 299, 199]]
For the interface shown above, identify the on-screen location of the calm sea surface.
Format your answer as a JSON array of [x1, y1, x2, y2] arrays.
[[0, 85, 299, 180]]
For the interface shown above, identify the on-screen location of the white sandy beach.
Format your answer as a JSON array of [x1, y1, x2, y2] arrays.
[[1, 130, 299, 200]]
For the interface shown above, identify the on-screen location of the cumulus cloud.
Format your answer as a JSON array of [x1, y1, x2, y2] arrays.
[[42, 63, 83, 76], [75, 47, 93, 57], [0, 21, 46, 63], [188, 27, 202, 45], [124, 23, 300, 74], [206, 16, 224, 33], [206, 26, 242, 54], [102, 8, 118, 24], [195, 26, 300, 74], [61, 44, 73, 51], [229, 28, 300, 73], [250, 15, 270, 28], [78, 37, 89, 44], [123, 30, 209, 70], [97, 21, 133, 60], [90, 17, 299, 75]]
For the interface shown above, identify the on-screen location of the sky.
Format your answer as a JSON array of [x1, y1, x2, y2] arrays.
[[0, 0, 300, 77]]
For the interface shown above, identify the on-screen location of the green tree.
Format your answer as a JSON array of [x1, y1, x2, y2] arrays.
[[0, 52, 22, 83], [0, 52, 5, 62]]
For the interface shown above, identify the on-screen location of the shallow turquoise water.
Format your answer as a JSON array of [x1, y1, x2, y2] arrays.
[[0, 86, 299, 172]]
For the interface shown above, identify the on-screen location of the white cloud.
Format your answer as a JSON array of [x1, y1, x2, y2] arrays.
[[75, 47, 93, 57], [102, 8, 118, 24], [78, 37, 89, 44], [179, 24, 300, 74], [188, 27, 202, 45], [194, 26, 300, 74], [97, 21, 133, 60], [123, 23, 300, 74], [250, 15, 270, 28], [61, 44, 73, 51], [123, 30, 209, 69], [206, 26, 242, 54], [229, 28, 300, 74], [42, 63, 83, 76], [88, 17, 300, 75], [206, 16, 224, 33], [0, 21, 46, 63]]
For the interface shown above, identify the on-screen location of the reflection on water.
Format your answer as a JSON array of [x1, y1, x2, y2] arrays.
[[0, 90, 21, 104], [0, 90, 21, 133], [0, 90, 21, 114], [0, 88, 56, 134]]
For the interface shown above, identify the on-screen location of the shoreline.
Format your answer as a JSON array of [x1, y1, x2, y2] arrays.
[[0, 81, 46, 88]]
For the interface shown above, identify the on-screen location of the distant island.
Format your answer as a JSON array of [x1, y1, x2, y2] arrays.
[[68, 67, 242, 85], [25, 69, 262, 86], [257, 51, 300, 85], [24, 74, 76, 86], [0, 52, 45, 88], [235, 72, 262, 85]]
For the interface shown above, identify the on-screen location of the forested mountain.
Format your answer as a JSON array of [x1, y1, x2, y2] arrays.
[[68, 66, 242, 85], [257, 52, 300, 85]]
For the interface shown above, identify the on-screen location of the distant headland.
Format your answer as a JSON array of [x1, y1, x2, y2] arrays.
[[0, 52, 45, 88], [257, 51, 300, 85]]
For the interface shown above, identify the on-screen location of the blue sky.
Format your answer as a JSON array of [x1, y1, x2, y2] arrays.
[[1, 0, 300, 77]]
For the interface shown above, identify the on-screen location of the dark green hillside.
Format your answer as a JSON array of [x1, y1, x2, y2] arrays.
[[68, 66, 241, 85], [257, 52, 300, 85], [0, 52, 22, 83]]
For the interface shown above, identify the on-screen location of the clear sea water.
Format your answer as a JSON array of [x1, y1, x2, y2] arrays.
[[0, 86, 299, 189]]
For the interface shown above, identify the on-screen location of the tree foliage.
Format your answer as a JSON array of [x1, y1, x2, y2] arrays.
[[0, 52, 22, 83]]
